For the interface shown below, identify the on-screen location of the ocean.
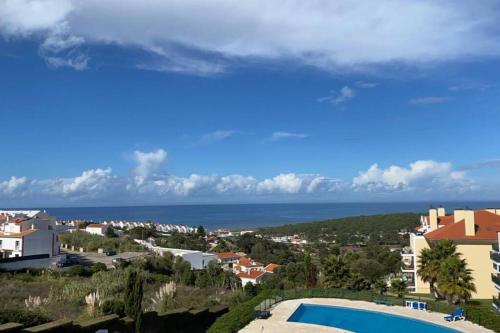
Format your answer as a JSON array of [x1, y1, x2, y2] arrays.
[[42, 201, 500, 230]]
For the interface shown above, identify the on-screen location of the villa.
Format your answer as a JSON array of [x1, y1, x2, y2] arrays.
[[402, 207, 500, 300], [233, 257, 280, 285], [0, 210, 60, 258], [85, 223, 108, 236], [215, 251, 241, 269]]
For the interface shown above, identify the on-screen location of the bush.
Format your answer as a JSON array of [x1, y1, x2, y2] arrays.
[[67, 265, 92, 277], [207, 290, 273, 333], [0, 307, 50, 326], [91, 263, 108, 274]]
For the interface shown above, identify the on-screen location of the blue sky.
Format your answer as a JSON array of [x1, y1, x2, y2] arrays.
[[1, 1, 500, 206]]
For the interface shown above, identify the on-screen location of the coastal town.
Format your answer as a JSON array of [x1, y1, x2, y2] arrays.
[[0, 207, 499, 332]]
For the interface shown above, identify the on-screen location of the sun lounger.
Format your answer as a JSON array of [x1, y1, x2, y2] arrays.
[[444, 308, 465, 322]]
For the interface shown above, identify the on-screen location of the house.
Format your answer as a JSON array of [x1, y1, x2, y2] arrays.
[[0, 210, 59, 258], [134, 240, 217, 269], [85, 224, 108, 236], [233, 257, 280, 285], [233, 257, 264, 274], [238, 270, 267, 286], [403, 207, 500, 300], [215, 252, 241, 269]]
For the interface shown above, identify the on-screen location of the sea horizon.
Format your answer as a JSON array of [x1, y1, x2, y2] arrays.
[[9, 201, 499, 230]]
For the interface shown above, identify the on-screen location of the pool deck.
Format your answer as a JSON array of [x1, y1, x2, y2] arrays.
[[239, 298, 494, 333]]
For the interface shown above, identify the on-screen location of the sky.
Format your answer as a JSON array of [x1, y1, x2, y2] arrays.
[[1, 0, 500, 207]]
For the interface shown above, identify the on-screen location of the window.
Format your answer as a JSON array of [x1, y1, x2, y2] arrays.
[[0, 240, 2, 248], [15, 240, 20, 251]]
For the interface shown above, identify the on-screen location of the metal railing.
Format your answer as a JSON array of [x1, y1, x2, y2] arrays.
[[492, 274, 500, 287]]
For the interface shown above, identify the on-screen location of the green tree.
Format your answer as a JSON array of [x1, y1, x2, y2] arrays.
[[374, 278, 388, 295], [197, 226, 206, 237], [124, 270, 144, 333], [437, 256, 476, 304], [417, 240, 459, 299], [322, 255, 350, 288], [105, 226, 117, 238], [390, 278, 406, 298], [244, 282, 258, 297], [304, 253, 317, 288]]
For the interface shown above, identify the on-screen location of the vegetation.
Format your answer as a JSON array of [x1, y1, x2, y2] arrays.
[[125, 270, 144, 333], [417, 240, 476, 304], [59, 231, 144, 253], [258, 213, 420, 245], [155, 230, 208, 252]]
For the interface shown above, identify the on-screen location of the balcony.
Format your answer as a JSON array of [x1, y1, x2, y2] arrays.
[[401, 247, 413, 255], [493, 243, 499, 253], [492, 274, 500, 288], [491, 251, 500, 263], [493, 297, 500, 312]]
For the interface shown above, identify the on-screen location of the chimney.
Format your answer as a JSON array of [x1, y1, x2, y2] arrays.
[[429, 208, 438, 231], [437, 207, 446, 217], [454, 209, 465, 223], [464, 210, 475, 236]]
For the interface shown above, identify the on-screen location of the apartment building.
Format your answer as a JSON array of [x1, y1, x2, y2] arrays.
[[403, 207, 500, 299], [0, 210, 60, 258]]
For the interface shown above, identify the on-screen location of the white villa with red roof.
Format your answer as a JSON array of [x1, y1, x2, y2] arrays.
[[0, 210, 60, 258], [233, 257, 280, 285], [85, 223, 108, 236]]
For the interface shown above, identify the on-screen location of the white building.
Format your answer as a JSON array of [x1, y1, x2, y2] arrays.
[[85, 223, 108, 236], [0, 210, 60, 258], [135, 240, 216, 269]]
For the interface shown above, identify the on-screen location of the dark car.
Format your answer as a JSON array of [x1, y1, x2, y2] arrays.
[[105, 250, 117, 256]]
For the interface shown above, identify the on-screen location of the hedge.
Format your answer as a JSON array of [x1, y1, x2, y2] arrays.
[[207, 290, 274, 333]]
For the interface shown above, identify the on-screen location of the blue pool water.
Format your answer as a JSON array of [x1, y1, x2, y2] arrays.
[[288, 304, 459, 333]]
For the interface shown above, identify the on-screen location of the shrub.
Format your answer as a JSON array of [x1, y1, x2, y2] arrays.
[[67, 265, 92, 277], [91, 263, 108, 274], [207, 290, 273, 333], [0, 307, 50, 326]]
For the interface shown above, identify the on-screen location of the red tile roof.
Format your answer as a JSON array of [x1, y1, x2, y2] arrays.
[[238, 257, 263, 267], [87, 224, 106, 229], [425, 211, 500, 241], [237, 270, 265, 280], [264, 263, 280, 272], [215, 252, 240, 260]]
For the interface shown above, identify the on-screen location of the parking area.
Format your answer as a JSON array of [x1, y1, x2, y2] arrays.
[[62, 250, 149, 268]]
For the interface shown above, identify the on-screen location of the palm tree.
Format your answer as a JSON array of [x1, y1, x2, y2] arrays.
[[417, 240, 459, 299], [437, 256, 476, 304], [322, 255, 350, 288], [390, 278, 406, 298]]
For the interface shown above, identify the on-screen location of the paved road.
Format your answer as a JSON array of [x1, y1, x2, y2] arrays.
[[62, 250, 148, 268]]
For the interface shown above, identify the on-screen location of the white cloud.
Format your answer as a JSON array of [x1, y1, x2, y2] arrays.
[[409, 97, 449, 105], [0, 151, 486, 205], [2, 1, 500, 74], [318, 86, 355, 105], [355, 81, 378, 88], [0, 176, 28, 195], [257, 173, 304, 194], [352, 160, 472, 192], [61, 168, 113, 195], [197, 130, 235, 145], [266, 131, 308, 142], [133, 149, 167, 185]]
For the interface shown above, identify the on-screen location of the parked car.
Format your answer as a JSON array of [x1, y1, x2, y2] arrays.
[[105, 250, 117, 256], [112, 257, 126, 268]]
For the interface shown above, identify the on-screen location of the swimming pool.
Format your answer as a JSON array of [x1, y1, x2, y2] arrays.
[[287, 304, 459, 333]]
